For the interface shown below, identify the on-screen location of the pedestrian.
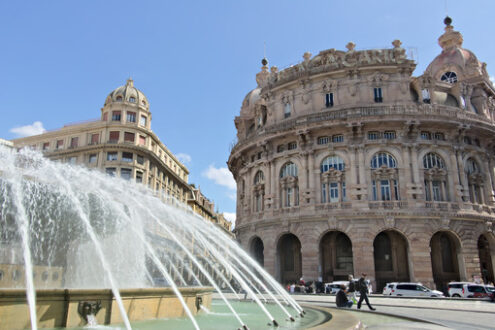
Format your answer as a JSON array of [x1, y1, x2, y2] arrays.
[[335, 285, 353, 308], [348, 275, 357, 304], [290, 282, 295, 294], [357, 273, 376, 310]]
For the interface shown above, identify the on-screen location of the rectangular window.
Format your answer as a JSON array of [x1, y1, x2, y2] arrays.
[[126, 112, 136, 123], [109, 131, 119, 143], [286, 188, 292, 207], [136, 171, 143, 183], [56, 139, 64, 149], [140, 115, 147, 126], [89, 154, 97, 163], [434, 132, 444, 140], [42, 142, 49, 150], [383, 131, 396, 140], [137, 155, 144, 165], [284, 103, 291, 118], [325, 93, 334, 108], [120, 168, 132, 180], [332, 135, 344, 143], [330, 182, 339, 202], [90, 133, 99, 145], [381, 180, 391, 201], [112, 111, 121, 121], [317, 136, 329, 145], [277, 144, 285, 153], [372, 180, 377, 201], [342, 182, 347, 202], [432, 181, 442, 201], [321, 183, 327, 203], [374, 87, 383, 103], [424, 180, 431, 201], [68, 156, 77, 164], [422, 89, 431, 103], [106, 167, 116, 176], [139, 135, 146, 146], [421, 131, 431, 140], [124, 132, 135, 143], [107, 152, 118, 161], [288, 142, 297, 150], [394, 180, 399, 200], [122, 152, 133, 162], [368, 132, 379, 140], [464, 136, 472, 145], [70, 137, 79, 148]]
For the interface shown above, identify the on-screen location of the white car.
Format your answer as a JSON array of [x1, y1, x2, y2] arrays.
[[448, 281, 471, 297], [383, 282, 444, 297], [325, 281, 349, 294]]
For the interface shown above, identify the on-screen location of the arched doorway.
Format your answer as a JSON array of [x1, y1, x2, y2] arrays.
[[250, 236, 264, 267], [430, 231, 461, 293], [277, 234, 302, 285], [319, 231, 353, 282], [478, 234, 494, 284], [373, 230, 410, 292]]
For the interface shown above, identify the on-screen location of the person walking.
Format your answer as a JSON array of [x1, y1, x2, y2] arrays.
[[335, 285, 353, 308], [348, 275, 357, 304], [357, 273, 376, 310]]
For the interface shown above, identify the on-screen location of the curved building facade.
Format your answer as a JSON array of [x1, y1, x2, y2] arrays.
[[228, 19, 495, 292]]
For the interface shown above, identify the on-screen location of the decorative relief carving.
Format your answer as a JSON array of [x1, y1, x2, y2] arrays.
[[384, 215, 395, 228]]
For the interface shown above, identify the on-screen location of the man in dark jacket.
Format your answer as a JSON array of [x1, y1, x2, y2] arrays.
[[335, 285, 353, 308], [357, 273, 376, 310]]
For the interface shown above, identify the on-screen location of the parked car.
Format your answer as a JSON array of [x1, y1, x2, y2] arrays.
[[462, 284, 490, 299], [325, 281, 349, 294], [449, 282, 491, 298], [383, 282, 444, 297], [486, 285, 495, 302], [448, 281, 471, 297]]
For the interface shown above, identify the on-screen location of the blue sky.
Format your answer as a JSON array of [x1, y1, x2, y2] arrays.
[[2, 1, 495, 225]]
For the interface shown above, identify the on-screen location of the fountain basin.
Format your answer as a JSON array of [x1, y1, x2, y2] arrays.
[[0, 287, 213, 329]]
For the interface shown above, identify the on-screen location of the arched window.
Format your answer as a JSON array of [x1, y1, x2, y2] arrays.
[[370, 152, 399, 201], [371, 152, 397, 169], [441, 71, 457, 84], [116, 95, 123, 101], [280, 162, 298, 207], [465, 158, 484, 204], [254, 170, 264, 184], [321, 156, 346, 203], [129, 96, 136, 103], [423, 153, 448, 202], [253, 170, 265, 212], [280, 162, 298, 178], [284, 103, 291, 118]]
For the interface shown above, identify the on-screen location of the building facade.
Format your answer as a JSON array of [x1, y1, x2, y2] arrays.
[[228, 18, 495, 292]]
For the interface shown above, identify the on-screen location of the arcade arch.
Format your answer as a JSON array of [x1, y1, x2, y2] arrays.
[[319, 231, 353, 282], [276, 233, 302, 285], [373, 230, 410, 292], [430, 231, 461, 292]]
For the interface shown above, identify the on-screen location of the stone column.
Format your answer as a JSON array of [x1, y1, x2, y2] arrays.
[[410, 145, 420, 184], [358, 147, 366, 185], [351, 233, 376, 290], [409, 233, 435, 288], [308, 151, 315, 191], [301, 239, 319, 281], [449, 148, 462, 203], [459, 238, 480, 282], [349, 146, 358, 185]]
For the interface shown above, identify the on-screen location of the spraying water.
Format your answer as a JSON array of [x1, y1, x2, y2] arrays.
[[0, 147, 303, 328]]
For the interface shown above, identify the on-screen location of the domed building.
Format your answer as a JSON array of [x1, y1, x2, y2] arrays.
[[228, 18, 495, 292], [11, 79, 231, 233]]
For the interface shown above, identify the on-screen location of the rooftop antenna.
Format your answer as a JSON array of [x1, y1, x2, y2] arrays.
[[263, 41, 266, 59], [444, 0, 449, 17]]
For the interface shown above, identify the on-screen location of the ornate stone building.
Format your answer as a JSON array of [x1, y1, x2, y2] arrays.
[[228, 18, 495, 292], [11, 79, 231, 232]]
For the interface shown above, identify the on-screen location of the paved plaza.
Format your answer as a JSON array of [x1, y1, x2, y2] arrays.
[[216, 293, 495, 329]]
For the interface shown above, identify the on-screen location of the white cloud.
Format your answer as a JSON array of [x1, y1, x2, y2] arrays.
[[203, 165, 236, 190], [223, 212, 236, 225], [10, 121, 46, 138], [176, 153, 192, 164], [490, 76, 495, 85], [227, 192, 237, 201]]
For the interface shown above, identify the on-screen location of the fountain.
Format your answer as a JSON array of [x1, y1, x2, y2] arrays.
[[0, 147, 329, 329]]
